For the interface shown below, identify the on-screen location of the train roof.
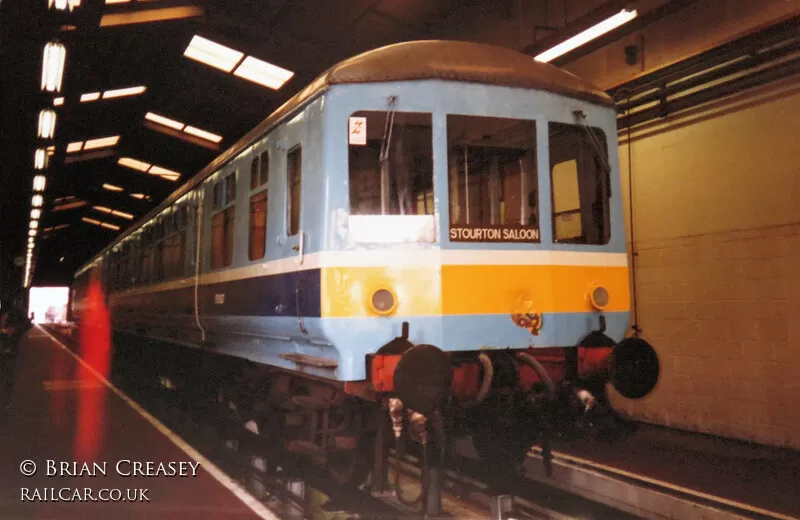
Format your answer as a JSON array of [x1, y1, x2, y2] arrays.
[[76, 40, 611, 275]]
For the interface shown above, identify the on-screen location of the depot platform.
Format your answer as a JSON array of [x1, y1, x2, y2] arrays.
[[0, 326, 278, 520]]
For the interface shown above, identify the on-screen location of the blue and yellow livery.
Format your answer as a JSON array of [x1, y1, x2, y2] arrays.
[[73, 41, 659, 483]]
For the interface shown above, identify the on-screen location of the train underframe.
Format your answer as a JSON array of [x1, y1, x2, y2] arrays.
[[115, 318, 658, 514]]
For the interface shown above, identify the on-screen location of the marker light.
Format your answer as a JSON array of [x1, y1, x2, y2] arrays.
[[370, 288, 397, 315], [589, 286, 610, 311], [535, 9, 638, 63]]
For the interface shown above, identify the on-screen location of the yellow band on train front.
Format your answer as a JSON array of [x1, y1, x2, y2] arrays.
[[320, 264, 631, 318]]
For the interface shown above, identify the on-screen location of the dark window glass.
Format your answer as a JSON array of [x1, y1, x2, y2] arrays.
[[259, 151, 269, 185], [250, 156, 259, 190], [348, 111, 433, 216], [447, 115, 538, 236], [210, 173, 237, 269], [225, 173, 236, 204], [248, 190, 268, 261], [548, 122, 610, 245], [287, 146, 302, 236], [213, 183, 223, 210]]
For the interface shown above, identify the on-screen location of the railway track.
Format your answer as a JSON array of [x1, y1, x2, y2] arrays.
[[43, 324, 634, 519]]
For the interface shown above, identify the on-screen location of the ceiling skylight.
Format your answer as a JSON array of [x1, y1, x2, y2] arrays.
[[93, 206, 134, 220], [118, 157, 181, 181], [144, 111, 222, 144], [233, 56, 294, 90], [184, 35, 294, 91], [184, 35, 243, 73], [80, 92, 101, 102]]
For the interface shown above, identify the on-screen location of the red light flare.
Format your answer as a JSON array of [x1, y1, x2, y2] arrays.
[[74, 273, 112, 461]]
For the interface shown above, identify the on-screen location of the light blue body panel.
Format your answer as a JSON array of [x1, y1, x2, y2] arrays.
[[108, 80, 629, 383]]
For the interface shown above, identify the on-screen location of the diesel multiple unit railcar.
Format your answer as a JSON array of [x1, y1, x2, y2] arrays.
[[73, 40, 659, 484]]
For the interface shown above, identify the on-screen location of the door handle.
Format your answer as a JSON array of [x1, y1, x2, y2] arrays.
[[295, 287, 308, 334], [291, 231, 305, 264]]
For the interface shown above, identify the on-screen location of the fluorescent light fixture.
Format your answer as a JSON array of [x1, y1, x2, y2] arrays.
[[32, 195, 43, 207], [103, 183, 124, 192], [80, 92, 101, 102], [144, 112, 223, 146], [55, 224, 69, 231], [53, 97, 64, 106], [100, 5, 204, 27], [103, 85, 146, 99], [66, 142, 83, 153], [29, 229, 37, 237], [82, 217, 120, 231], [31, 209, 41, 220], [149, 165, 180, 181], [105, 0, 130, 3], [184, 125, 222, 143], [53, 200, 87, 211], [33, 175, 47, 192], [184, 35, 243, 73], [83, 135, 120, 150], [534, 9, 638, 63], [145, 112, 185, 131], [130, 193, 149, 200], [30, 220, 39, 230], [233, 56, 294, 90], [38, 109, 57, 139], [35, 149, 48, 169], [94, 206, 134, 220], [41, 42, 66, 92], [118, 157, 151, 172]]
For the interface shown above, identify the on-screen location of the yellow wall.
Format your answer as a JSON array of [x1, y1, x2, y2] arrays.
[[610, 79, 800, 449]]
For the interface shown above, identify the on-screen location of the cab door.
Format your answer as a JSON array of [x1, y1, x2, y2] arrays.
[[274, 123, 308, 336]]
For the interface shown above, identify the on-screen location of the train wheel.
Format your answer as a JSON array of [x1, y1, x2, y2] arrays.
[[324, 405, 374, 487], [326, 434, 374, 487]]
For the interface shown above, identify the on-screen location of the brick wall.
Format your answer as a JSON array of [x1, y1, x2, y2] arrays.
[[608, 80, 800, 449]]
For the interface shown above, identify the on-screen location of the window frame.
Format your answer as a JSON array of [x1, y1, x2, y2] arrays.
[[547, 121, 611, 246], [210, 170, 237, 269], [248, 149, 269, 261], [286, 145, 302, 237]]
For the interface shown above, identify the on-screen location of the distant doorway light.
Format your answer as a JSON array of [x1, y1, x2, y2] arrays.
[[534, 9, 638, 63], [49, 0, 81, 11], [41, 42, 66, 92]]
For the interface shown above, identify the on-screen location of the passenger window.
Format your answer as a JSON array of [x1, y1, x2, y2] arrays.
[[348, 111, 433, 216], [259, 151, 269, 186], [548, 122, 610, 244], [250, 156, 259, 190], [287, 146, 301, 236], [447, 115, 539, 242], [249, 152, 269, 261], [211, 172, 237, 268]]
